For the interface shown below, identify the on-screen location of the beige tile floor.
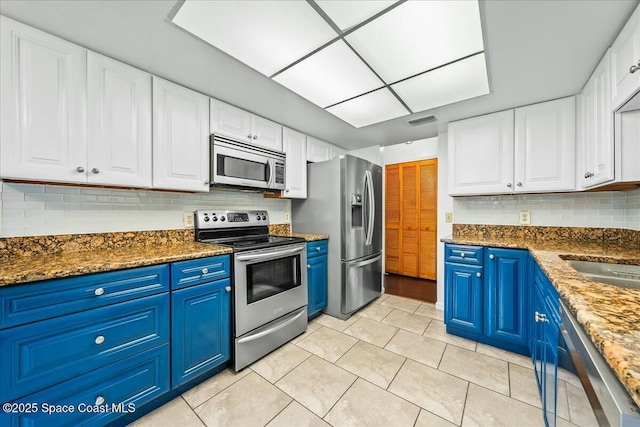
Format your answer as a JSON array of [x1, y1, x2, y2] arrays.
[[130, 294, 598, 427]]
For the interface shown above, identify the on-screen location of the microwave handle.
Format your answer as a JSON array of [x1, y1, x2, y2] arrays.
[[265, 161, 271, 184]]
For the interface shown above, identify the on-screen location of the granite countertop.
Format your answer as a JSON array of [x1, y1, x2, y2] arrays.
[[0, 241, 232, 286], [288, 232, 329, 241], [442, 234, 640, 407]]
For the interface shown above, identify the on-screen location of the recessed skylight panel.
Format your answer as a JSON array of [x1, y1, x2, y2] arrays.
[[172, 0, 337, 76], [346, 0, 484, 83], [273, 40, 384, 108], [326, 88, 409, 128], [391, 53, 490, 112], [315, 0, 397, 31]]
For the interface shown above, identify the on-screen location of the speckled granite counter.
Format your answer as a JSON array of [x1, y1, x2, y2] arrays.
[[442, 225, 640, 407], [268, 224, 328, 241], [0, 229, 232, 286]]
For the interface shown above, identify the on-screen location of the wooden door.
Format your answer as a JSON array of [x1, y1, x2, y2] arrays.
[[384, 165, 400, 274], [419, 160, 438, 280], [400, 163, 419, 277]]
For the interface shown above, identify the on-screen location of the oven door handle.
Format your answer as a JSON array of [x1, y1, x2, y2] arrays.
[[236, 308, 307, 344], [236, 244, 305, 263]]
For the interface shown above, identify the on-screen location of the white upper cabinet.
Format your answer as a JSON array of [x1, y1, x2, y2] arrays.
[[210, 99, 282, 151], [0, 16, 87, 183], [329, 144, 347, 159], [307, 136, 331, 162], [153, 77, 209, 192], [87, 52, 152, 187], [448, 110, 514, 196], [514, 97, 576, 192], [282, 127, 307, 199], [611, 4, 640, 109], [579, 51, 614, 188]]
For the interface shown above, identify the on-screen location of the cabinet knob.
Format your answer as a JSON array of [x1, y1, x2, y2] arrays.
[[316, 247, 321, 251], [631, 65, 639, 74], [95, 335, 105, 345], [225, 286, 231, 292], [253, 135, 258, 139], [516, 182, 522, 187], [205, 180, 210, 185], [489, 254, 494, 260], [307, 264, 311, 269], [95, 396, 105, 406], [476, 272, 481, 278], [202, 268, 208, 274], [91, 168, 100, 174], [76, 166, 85, 173], [247, 134, 252, 139], [506, 183, 512, 188], [94, 287, 105, 296], [584, 171, 594, 179], [460, 252, 466, 258], [286, 189, 290, 192]]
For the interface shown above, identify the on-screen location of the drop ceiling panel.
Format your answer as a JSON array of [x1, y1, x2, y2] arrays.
[[326, 88, 409, 128], [315, 0, 396, 31], [273, 40, 384, 108], [392, 53, 490, 112], [172, 0, 336, 76], [346, 0, 484, 83]]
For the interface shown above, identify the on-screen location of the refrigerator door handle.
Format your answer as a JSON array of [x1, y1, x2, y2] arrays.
[[364, 170, 375, 246], [349, 253, 382, 268]]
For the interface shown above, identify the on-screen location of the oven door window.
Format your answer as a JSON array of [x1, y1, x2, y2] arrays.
[[217, 154, 267, 182], [246, 255, 301, 304]]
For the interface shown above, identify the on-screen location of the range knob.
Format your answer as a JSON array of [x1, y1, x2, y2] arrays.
[[212, 216, 218, 222], [220, 216, 226, 222], [203, 216, 210, 222], [256, 215, 261, 220], [262, 215, 267, 220]]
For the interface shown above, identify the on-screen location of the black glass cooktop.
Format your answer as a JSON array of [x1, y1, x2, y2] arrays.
[[202, 235, 306, 252]]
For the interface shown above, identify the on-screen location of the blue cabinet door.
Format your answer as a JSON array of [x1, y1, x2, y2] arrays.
[[171, 279, 231, 388], [307, 255, 327, 317], [484, 248, 530, 349], [445, 263, 483, 334]]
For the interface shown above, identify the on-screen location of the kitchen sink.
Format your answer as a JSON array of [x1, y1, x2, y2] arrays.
[[566, 260, 640, 289]]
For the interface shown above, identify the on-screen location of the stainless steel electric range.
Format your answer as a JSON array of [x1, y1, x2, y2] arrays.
[[194, 210, 308, 371]]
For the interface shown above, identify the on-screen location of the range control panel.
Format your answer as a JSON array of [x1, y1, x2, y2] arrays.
[[194, 210, 269, 229]]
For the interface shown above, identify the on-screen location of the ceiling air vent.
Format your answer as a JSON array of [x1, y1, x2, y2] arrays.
[[405, 115, 437, 127]]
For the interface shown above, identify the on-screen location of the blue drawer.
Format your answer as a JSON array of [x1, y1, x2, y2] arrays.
[[0, 293, 169, 402], [171, 255, 230, 290], [0, 344, 170, 427], [0, 264, 169, 329], [307, 240, 328, 258], [445, 244, 484, 265]]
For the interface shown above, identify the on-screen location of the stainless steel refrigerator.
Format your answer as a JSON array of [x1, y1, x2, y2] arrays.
[[292, 155, 382, 319]]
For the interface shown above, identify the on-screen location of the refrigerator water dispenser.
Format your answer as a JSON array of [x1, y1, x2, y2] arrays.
[[351, 194, 363, 227]]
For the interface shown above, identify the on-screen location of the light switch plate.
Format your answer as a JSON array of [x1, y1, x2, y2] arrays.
[[445, 212, 453, 223], [519, 211, 531, 225], [183, 212, 194, 228], [284, 212, 290, 222]]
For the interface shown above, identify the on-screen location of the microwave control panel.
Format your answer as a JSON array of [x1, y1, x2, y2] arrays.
[[275, 162, 285, 184]]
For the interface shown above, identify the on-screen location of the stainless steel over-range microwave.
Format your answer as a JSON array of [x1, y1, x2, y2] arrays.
[[210, 134, 286, 191]]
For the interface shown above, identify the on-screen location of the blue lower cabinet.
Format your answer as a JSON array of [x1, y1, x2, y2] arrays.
[[171, 279, 231, 388], [307, 255, 327, 318], [0, 344, 170, 427], [444, 263, 483, 334], [484, 248, 530, 350]]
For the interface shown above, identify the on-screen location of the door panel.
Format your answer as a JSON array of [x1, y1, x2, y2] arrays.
[[445, 263, 483, 334], [401, 163, 418, 275], [385, 164, 400, 274], [342, 253, 382, 315], [419, 160, 438, 280]]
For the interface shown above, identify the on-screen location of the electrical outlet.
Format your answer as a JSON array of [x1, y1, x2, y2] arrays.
[[284, 212, 290, 223], [445, 212, 453, 223], [519, 211, 531, 225], [183, 212, 194, 228]]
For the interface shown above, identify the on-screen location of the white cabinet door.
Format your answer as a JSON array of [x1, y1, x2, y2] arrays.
[[210, 98, 251, 141], [251, 116, 282, 151], [152, 77, 209, 192], [447, 110, 514, 196], [620, 109, 640, 182], [329, 144, 346, 159], [307, 136, 330, 162], [611, 5, 640, 109], [282, 127, 307, 198], [87, 52, 152, 187], [585, 51, 614, 188], [0, 16, 87, 183], [514, 97, 576, 193]]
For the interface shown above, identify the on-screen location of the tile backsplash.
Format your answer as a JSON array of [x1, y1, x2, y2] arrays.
[[453, 188, 640, 230], [0, 182, 291, 237]]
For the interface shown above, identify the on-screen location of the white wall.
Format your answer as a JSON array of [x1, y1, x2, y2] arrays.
[[347, 146, 383, 166], [382, 137, 438, 165], [0, 182, 291, 237]]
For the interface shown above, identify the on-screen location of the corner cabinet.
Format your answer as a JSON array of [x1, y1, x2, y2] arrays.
[[210, 98, 282, 151], [0, 16, 87, 183], [282, 127, 307, 198], [307, 240, 328, 319], [152, 77, 210, 192], [611, 4, 640, 109], [444, 244, 531, 354]]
